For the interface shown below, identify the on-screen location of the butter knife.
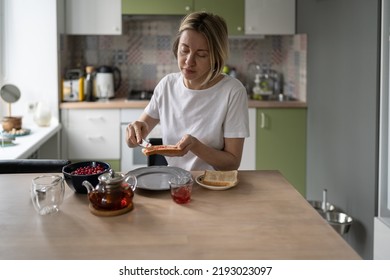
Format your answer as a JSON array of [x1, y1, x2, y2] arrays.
[[139, 138, 151, 148]]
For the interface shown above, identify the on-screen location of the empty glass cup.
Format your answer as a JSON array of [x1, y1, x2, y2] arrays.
[[31, 175, 65, 215]]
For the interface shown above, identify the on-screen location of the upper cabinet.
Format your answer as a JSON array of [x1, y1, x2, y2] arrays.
[[194, 0, 245, 36], [245, 0, 295, 35], [122, 0, 193, 15], [66, 0, 122, 35], [122, 0, 244, 36]]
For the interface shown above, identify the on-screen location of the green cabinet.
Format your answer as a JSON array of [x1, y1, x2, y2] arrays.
[[122, 0, 193, 15], [256, 108, 307, 196], [194, 0, 244, 36], [122, 0, 244, 35]]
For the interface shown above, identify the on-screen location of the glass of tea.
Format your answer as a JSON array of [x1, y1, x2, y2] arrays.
[[169, 175, 193, 204]]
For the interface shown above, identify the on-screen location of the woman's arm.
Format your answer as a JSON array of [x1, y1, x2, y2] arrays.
[[177, 135, 245, 171]]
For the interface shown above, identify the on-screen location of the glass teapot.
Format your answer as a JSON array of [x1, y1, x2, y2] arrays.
[[82, 169, 137, 211]]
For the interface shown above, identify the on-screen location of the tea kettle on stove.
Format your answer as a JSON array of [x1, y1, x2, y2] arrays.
[[95, 65, 121, 99]]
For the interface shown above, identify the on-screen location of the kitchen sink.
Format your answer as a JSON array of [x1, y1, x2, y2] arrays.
[[250, 94, 299, 102]]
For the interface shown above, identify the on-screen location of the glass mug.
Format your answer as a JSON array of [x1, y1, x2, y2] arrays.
[[169, 175, 193, 204], [31, 175, 65, 215]]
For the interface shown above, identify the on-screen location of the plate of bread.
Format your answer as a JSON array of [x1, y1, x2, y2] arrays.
[[196, 170, 238, 190]]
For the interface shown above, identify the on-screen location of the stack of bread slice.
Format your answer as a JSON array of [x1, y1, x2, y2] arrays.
[[202, 170, 238, 187]]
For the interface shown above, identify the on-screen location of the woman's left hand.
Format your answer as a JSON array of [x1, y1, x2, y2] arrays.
[[175, 134, 195, 154], [165, 134, 244, 171], [157, 134, 194, 157]]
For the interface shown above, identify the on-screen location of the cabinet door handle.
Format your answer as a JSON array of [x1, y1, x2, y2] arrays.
[[87, 116, 104, 122], [87, 136, 104, 141], [261, 112, 266, 129]]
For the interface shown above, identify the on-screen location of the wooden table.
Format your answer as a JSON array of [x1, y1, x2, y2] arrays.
[[0, 171, 360, 260]]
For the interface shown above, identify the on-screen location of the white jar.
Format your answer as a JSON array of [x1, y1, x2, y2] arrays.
[[33, 101, 52, 127]]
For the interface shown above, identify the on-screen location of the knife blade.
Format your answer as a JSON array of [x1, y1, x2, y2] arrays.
[[139, 138, 151, 148]]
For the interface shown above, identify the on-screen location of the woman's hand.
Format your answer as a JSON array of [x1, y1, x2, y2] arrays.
[[176, 134, 195, 153], [126, 120, 149, 148], [153, 134, 194, 157], [159, 134, 244, 170], [178, 135, 244, 170], [126, 113, 159, 148]]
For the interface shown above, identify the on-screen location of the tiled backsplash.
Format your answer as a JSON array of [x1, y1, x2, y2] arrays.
[[61, 16, 306, 101]]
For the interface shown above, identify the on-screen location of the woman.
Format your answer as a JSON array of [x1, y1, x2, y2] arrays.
[[126, 11, 249, 171]]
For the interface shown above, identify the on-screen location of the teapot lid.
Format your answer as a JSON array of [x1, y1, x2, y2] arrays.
[[98, 169, 125, 185]]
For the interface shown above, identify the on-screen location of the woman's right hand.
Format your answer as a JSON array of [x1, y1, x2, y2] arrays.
[[126, 120, 149, 148]]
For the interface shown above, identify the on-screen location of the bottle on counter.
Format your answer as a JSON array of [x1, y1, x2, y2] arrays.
[[273, 71, 283, 95], [229, 67, 237, 78], [84, 66, 96, 102], [259, 69, 274, 96], [252, 74, 262, 100], [246, 62, 261, 95]]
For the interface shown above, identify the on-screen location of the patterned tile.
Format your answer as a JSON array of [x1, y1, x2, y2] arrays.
[[61, 17, 307, 100]]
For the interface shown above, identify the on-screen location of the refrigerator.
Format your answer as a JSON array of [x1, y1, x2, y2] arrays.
[[375, 0, 390, 260]]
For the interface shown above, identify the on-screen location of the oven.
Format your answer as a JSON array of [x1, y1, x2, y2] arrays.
[[120, 109, 165, 173]]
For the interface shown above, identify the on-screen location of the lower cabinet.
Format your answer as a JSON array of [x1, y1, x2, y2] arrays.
[[256, 108, 307, 196], [240, 108, 256, 170], [61, 107, 306, 191], [61, 109, 120, 170]]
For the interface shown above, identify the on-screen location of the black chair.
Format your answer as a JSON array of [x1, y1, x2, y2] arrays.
[[0, 159, 71, 174], [147, 138, 168, 166]]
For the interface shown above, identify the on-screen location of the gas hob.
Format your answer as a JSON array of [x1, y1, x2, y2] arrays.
[[127, 90, 153, 100]]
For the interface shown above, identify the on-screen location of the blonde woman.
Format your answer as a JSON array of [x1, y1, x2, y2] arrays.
[[126, 12, 249, 171]]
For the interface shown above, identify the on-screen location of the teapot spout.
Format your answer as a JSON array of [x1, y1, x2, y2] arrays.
[[82, 180, 94, 193]]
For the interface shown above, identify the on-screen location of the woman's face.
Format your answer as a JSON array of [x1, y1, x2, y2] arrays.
[[177, 29, 211, 89]]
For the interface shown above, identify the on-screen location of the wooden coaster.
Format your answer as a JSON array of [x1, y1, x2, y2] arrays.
[[89, 203, 133, 217]]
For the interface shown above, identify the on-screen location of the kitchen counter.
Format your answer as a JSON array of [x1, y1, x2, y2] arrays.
[[0, 170, 359, 260], [0, 118, 61, 160], [60, 98, 307, 109]]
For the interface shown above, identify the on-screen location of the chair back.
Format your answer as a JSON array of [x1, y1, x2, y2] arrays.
[[147, 138, 168, 166], [0, 159, 71, 174]]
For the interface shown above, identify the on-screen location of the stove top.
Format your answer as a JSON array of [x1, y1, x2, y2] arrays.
[[127, 90, 153, 100]]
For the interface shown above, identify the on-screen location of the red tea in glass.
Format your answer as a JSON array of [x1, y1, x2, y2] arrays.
[[169, 176, 193, 204], [171, 186, 192, 204]]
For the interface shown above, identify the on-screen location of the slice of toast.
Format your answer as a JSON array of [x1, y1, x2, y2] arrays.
[[202, 170, 238, 187], [142, 145, 182, 156]]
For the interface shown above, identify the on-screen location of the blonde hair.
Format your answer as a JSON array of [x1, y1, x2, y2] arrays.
[[172, 11, 229, 86]]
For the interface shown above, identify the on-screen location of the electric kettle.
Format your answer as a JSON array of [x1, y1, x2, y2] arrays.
[[95, 65, 121, 99]]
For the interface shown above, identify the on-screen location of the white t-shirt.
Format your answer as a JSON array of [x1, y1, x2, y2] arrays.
[[144, 72, 249, 171]]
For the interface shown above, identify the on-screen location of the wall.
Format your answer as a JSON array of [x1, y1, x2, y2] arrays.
[[297, 0, 380, 259], [375, 0, 390, 259], [61, 16, 307, 101], [0, 1, 3, 118], [0, 0, 60, 121]]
